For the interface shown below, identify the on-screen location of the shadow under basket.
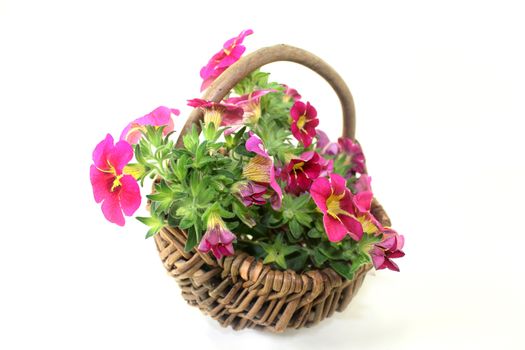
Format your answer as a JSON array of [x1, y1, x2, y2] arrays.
[[152, 44, 393, 332]]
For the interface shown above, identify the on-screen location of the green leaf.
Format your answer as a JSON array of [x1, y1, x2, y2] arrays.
[[288, 219, 303, 240], [137, 214, 164, 239], [260, 234, 300, 269], [311, 248, 328, 266], [286, 250, 309, 272], [329, 261, 354, 280], [146, 181, 175, 213], [184, 226, 201, 252], [232, 201, 256, 228]]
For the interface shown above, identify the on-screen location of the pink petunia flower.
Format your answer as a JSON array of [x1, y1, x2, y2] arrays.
[[187, 98, 244, 129], [290, 101, 319, 148], [120, 106, 179, 145], [233, 181, 267, 206], [316, 130, 340, 156], [284, 151, 323, 195], [370, 229, 405, 271], [338, 137, 366, 175], [310, 173, 363, 242], [352, 174, 383, 234], [200, 29, 254, 91], [242, 132, 283, 209], [90, 134, 141, 226], [198, 212, 236, 259], [282, 84, 301, 102], [224, 89, 275, 126]]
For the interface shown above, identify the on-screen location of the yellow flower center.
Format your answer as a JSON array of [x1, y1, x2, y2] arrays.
[[204, 109, 222, 127], [297, 115, 307, 130], [111, 174, 123, 192], [326, 192, 352, 219], [357, 215, 379, 234], [98, 161, 124, 192], [292, 161, 304, 172]]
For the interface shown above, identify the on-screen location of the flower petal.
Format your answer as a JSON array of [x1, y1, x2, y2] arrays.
[[101, 192, 125, 226], [108, 140, 133, 173], [310, 177, 331, 213], [245, 132, 269, 157], [323, 215, 348, 242], [119, 175, 141, 216], [92, 134, 114, 170], [339, 214, 364, 241], [90, 165, 113, 203], [329, 173, 347, 196]]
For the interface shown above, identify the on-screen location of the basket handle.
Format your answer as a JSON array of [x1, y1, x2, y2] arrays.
[[176, 44, 356, 147]]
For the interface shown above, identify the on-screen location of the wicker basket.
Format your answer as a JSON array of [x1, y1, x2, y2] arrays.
[[153, 44, 392, 332]]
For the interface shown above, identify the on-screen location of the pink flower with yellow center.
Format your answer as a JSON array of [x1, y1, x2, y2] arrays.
[[242, 132, 283, 209], [120, 106, 179, 145], [338, 137, 366, 175], [200, 29, 253, 91], [187, 98, 244, 129], [198, 213, 236, 259], [290, 101, 319, 148], [284, 151, 323, 195], [90, 134, 141, 226], [310, 173, 363, 242], [369, 229, 405, 271]]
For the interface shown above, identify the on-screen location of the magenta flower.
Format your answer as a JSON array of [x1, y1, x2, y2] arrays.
[[187, 98, 244, 128], [351, 174, 384, 234], [243, 132, 283, 209], [338, 137, 366, 175], [290, 101, 319, 148], [198, 213, 236, 259], [310, 173, 363, 242], [316, 130, 339, 156], [90, 134, 141, 226], [282, 84, 301, 102], [120, 106, 179, 145], [200, 29, 254, 91], [284, 151, 323, 195], [370, 229, 405, 271], [224, 89, 275, 125], [233, 181, 267, 206]]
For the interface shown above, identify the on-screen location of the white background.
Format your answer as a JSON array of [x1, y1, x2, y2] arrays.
[[1, 1, 524, 349]]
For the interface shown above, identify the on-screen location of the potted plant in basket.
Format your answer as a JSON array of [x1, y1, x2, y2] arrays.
[[89, 29, 405, 332]]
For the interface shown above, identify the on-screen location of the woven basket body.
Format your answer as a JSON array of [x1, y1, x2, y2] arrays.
[[154, 45, 391, 332]]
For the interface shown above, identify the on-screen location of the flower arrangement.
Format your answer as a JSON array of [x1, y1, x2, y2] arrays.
[[90, 29, 405, 282]]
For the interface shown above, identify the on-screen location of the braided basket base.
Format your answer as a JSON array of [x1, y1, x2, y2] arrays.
[[154, 200, 390, 332]]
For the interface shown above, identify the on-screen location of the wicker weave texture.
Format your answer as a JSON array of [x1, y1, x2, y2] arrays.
[[154, 200, 390, 332]]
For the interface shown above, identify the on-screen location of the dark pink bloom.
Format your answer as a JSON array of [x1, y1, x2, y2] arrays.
[[338, 137, 366, 175], [290, 101, 319, 148], [284, 151, 323, 195], [370, 229, 405, 271], [200, 29, 254, 91], [198, 213, 236, 259], [234, 181, 267, 206], [282, 84, 301, 102], [352, 174, 383, 234], [90, 134, 141, 226], [224, 89, 274, 126], [310, 173, 363, 242], [243, 132, 283, 209], [316, 130, 339, 156], [187, 98, 244, 128], [120, 106, 179, 145]]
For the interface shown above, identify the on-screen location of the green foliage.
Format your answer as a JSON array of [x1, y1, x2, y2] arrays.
[[131, 69, 374, 281]]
